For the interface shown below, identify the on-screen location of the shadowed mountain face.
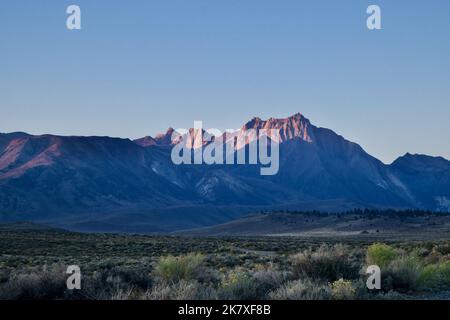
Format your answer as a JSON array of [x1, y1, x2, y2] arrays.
[[0, 113, 449, 232], [390, 154, 450, 211]]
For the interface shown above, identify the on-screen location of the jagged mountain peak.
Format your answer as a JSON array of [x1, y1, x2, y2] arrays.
[[135, 113, 314, 148], [241, 112, 313, 143], [155, 127, 175, 139], [134, 136, 158, 147], [134, 128, 176, 147], [243, 112, 309, 128]]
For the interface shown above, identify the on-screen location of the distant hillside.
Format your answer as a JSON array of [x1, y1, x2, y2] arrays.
[[179, 210, 450, 237], [0, 221, 65, 233]]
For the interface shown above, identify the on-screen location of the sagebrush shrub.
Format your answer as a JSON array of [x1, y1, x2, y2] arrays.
[[0, 265, 67, 300], [331, 278, 356, 300], [110, 287, 136, 300], [269, 279, 331, 300], [251, 267, 286, 299], [291, 244, 358, 281], [419, 260, 450, 291], [219, 271, 259, 300], [383, 256, 423, 292], [145, 280, 217, 300], [438, 261, 450, 286], [435, 244, 450, 255], [153, 253, 204, 283], [418, 264, 442, 291]]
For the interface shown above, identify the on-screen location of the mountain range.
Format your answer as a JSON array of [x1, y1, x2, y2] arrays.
[[1, 113, 449, 233]]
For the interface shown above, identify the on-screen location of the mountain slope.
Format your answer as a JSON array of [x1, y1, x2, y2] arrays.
[[0, 135, 196, 220], [0, 113, 449, 232], [390, 153, 450, 211]]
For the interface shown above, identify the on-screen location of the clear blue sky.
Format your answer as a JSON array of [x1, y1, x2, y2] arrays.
[[1, 0, 449, 163]]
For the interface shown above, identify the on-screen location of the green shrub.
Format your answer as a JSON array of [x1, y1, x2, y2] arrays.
[[331, 279, 356, 300], [418, 264, 442, 291], [439, 261, 450, 285], [419, 261, 450, 291], [366, 243, 396, 268], [291, 244, 358, 281], [219, 271, 259, 300], [269, 279, 331, 300], [384, 256, 423, 292], [153, 253, 204, 283]]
